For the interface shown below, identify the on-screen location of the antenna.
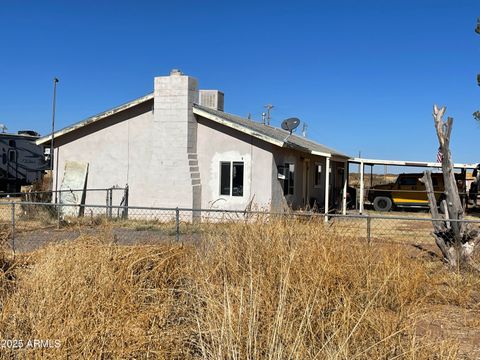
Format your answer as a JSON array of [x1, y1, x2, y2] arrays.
[[302, 123, 308, 137], [0, 124, 7, 133], [264, 104, 274, 125], [261, 112, 266, 124]]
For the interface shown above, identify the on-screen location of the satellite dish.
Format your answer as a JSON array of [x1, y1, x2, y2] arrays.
[[281, 117, 300, 133], [0, 124, 7, 133]]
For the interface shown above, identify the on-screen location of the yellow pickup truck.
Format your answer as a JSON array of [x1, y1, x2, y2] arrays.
[[367, 172, 465, 211]]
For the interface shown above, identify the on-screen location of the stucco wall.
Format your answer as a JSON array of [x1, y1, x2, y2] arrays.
[[270, 147, 328, 210], [54, 101, 155, 207], [54, 72, 203, 210], [196, 117, 273, 211]]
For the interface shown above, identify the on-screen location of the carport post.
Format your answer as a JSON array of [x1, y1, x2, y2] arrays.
[[342, 160, 348, 215], [324, 157, 331, 222], [359, 160, 365, 214]]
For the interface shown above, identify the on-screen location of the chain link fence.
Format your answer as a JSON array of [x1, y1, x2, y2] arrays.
[[1, 201, 479, 255]]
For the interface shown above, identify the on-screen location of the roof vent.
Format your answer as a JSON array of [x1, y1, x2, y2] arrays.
[[170, 69, 183, 76], [18, 130, 40, 137]]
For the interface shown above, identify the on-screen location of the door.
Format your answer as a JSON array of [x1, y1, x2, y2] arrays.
[[302, 159, 310, 207], [7, 149, 17, 180]]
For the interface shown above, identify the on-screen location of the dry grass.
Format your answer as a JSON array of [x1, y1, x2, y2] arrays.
[[0, 219, 479, 358]]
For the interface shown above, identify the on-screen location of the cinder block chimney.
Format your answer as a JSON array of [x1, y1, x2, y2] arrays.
[[152, 69, 201, 209]]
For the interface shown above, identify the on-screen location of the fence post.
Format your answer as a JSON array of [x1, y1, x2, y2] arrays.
[[57, 202, 61, 230], [109, 189, 113, 218], [125, 186, 129, 219], [175, 207, 180, 242], [106, 189, 109, 218], [366, 215, 371, 244], [11, 202, 15, 257]]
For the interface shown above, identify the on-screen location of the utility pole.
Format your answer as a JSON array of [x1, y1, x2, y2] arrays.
[[264, 104, 274, 125], [474, 18, 480, 120], [51, 77, 59, 203]]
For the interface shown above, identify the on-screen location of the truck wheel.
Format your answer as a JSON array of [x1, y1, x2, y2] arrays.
[[373, 196, 392, 212]]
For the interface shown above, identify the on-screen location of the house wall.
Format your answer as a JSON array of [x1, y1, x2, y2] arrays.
[[54, 101, 156, 207], [54, 71, 203, 210], [196, 117, 274, 211], [270, 147, 328, 210]]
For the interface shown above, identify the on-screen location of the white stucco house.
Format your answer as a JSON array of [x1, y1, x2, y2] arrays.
[[37, 70, 350, 214]]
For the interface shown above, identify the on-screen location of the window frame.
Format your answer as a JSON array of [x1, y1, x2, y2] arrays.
[[219, 160, 244, 197]]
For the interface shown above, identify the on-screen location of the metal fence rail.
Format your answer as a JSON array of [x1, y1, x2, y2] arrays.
[[0, 187, 128, 209], [1, 201, 479, 255]]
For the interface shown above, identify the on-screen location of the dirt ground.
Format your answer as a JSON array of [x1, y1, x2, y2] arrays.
[[8, 226, 201, 253]]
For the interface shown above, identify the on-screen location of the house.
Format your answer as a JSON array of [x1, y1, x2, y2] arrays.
[[37, 70, 350, 214]]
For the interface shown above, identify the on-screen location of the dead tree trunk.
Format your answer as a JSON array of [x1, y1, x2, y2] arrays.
[[420, 106, 480, 269]]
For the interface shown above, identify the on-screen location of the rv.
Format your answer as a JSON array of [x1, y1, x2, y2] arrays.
[[0, 131, 48, 193]]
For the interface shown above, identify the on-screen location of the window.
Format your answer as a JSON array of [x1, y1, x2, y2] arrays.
[[8, 150, 15, 162], [8, 140, 16, 148], [398, 176, 417, 186], [232, 162, 244, 196], [284, 163, 295, 195], [220, 161, 244, 196], [314, 163, 322, 187], [2, 153, 6, 165], [220, 162, 231, 195]]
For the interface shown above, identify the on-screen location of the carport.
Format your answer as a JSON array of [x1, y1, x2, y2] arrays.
[[348, 157, 478, 214]]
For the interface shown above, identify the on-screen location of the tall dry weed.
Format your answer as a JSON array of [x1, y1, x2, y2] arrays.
[[189, 220, 459, 359], [0, 219, 474, 358]]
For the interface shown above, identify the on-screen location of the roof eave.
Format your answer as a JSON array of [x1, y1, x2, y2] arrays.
[[36, 93, 154, 145], [193, 107, 285, 148]]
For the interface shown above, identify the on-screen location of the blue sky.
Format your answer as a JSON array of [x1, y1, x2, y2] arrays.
[[1, 0, 478, 165]]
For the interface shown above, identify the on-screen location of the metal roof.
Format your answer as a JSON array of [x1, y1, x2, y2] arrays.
[[349, 157, 478, 169], [35, 92, 349, 159], [193, 104, 349, 158], [0, 132, 40, 139], [36, 93, 154, 145]]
